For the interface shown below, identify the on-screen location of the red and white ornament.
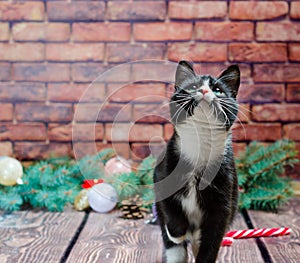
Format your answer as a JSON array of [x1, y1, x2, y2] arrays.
[[105, 157, 131, 175]]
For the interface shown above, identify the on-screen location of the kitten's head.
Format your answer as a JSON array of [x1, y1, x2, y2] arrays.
[[170, 60, 240, 130]]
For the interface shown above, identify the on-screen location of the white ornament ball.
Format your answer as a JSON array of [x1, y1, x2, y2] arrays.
[[0, 156, 23, 186], [87, 183, 118, 213]]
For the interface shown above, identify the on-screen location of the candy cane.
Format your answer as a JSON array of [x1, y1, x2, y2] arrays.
[[221, 227, 291, 247], [225, 227, 291, 239]]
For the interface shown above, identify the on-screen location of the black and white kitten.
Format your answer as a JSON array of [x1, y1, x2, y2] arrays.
[[154, 61, 240, 263]]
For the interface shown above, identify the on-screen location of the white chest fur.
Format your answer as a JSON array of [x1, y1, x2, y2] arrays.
[[175, 104, 227, 166]]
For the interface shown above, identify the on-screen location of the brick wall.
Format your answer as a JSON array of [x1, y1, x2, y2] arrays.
[[0, 1, 299, 176]]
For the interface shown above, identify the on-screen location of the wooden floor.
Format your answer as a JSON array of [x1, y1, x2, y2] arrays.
[[0, 198, 299, 263]]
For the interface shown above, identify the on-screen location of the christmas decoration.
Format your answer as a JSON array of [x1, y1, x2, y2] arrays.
[[237, 140, 298, 211], [87, 183, 118, 213], [225, 227, 291, 239], [105, 157, 131, 175], [0, 149, 114, 211], [82, 179, 104, 189], [0, 157, 23, 186], [221, 237, 233, 246], [119, 195, 149, 219], [74, 189, 90, 211], [0, 140, 297, 215]]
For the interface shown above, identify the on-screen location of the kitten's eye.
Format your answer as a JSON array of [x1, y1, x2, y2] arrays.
[[191, 85, 197, 90], [213, 87, 224, 95]]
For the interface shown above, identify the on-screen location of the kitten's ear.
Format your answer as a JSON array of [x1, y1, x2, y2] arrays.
[[218, 65, 240, 98], [175, 60, 195, 89]]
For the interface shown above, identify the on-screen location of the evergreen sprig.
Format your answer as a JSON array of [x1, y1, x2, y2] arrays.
[[0, 141, 297, 213], [237, 140, 298, 211]]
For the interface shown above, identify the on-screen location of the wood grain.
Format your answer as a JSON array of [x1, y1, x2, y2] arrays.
[[248, 197, 300, 263], [0, 211, 85, 263], [215, 213, 264, 263], [67, 212, 263, 263], [66, 212, 163, 263]]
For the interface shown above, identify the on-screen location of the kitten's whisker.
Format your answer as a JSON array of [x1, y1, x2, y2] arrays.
[[220, 103, 246, 138], [172, 100, 191, 123], [218, 101, 249, 122], [218, 98, 251, 113]]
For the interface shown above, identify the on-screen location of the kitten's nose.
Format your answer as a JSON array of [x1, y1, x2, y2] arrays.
[[201, 89, 209, 95]]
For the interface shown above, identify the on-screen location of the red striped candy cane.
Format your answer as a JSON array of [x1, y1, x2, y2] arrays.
[[225, 227, 291, 239]]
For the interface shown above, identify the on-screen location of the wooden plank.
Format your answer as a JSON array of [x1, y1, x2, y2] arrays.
[[216, 213, 264, 263], [0, 211, 85, 263], [248, 197, 300, 263], [66, 212, 163, 263], [67, 212, 262, 263]]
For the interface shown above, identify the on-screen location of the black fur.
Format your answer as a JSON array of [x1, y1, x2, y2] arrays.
[[154, 61, 240, 263]]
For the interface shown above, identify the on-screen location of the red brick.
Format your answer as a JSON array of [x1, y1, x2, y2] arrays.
[[106, 123, 163, 142], [254, 64, 300, 83], [73, 23, 130, 42], [0, 103, 13, 121], [0, 142, 13, 156], [291, 2, 300, 19], [237, 84, 285, 104], [0, 123, 46, 141], [13, 63, 70, 82], [49, 123, 104, 142], [73, 142, 130, 160], [0, 83, 46, 102], [164, 123, 173, 141], [107, 1, 166, 20], [229, 43, 287, 62], [107, 43, 166, 62], [47, 2, 105, 21], [286, 164, 300, 180], [14, 142, 72, 160], [232, 123, 282, 142], [232, 142, 247, 157], [131, 62, 177, 83], [252, 104, 300, 122], [133, 104, 170, 123], [168, 43, 227, 62], [0, 2, 44, 21], [284, 124, 300, 141], [169, 1, 227, 19], [15, 103, 73, 122], [289, 44, 300, 62], [0, 62, 11, 81], [236, 103, 250, 123], [134, 22, 193, 41], [131, 142, 165, 160], [46, 43, 104, 62], [0, 43, 44, 62], [230, 1, 288, 20], [107, 83, 166, 103], [74, 103, 131, 123], [12, 23, 70, 42], [287, 84, 300, 102], [72, 63, 132, 83], [71, 63, 107, 83], [256, 22, 300, 41], [48, 83, 105, 103], [195, 22, 253, 42], [0, 23, 9, 41]]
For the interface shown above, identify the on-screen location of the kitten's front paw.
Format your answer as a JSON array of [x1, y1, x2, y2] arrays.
[[166, 246, 187, 263]]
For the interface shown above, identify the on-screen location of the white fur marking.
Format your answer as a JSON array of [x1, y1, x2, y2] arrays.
[[166, 246, 187, 263], [165, 225, 186, 244], [181, 185, 202, 227], [176, 101, 228, 165]]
